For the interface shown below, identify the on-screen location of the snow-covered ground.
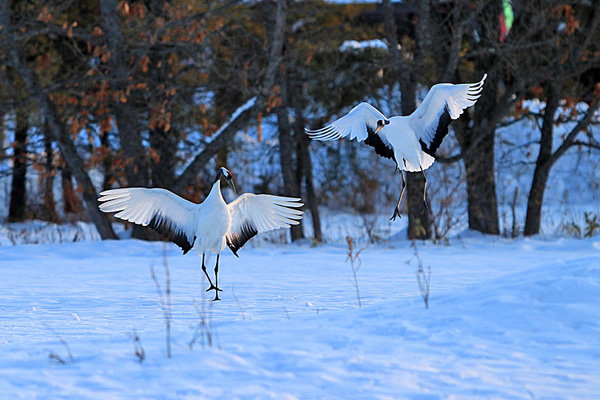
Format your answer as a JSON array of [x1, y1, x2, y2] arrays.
[[1, 235, 599, 399], [0, 72, 598, 399]]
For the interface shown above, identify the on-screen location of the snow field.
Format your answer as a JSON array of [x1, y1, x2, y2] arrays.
[[1, 236, 599, 399]]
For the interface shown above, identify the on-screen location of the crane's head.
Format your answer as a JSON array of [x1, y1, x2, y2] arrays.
[[374, 119, 390, 134], [217, 167, 237, 197]]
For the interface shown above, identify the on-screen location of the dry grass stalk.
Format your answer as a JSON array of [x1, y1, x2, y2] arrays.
[[150, 245, 172, 358], [127, 330, 145, 363], [411, 242, 431, 309], [345, 235, 364, 307], [42, 322, 74, 364], [189, 296, 220, 350]]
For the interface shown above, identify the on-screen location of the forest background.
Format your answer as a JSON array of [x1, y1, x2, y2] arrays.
[[0, 0, 599, 244]]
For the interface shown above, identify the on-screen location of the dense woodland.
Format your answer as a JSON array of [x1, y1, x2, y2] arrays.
[[0, 0, 599, 242]]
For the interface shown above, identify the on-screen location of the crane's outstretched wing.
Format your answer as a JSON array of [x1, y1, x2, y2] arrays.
[[98, 188, 199, 254], [306, 102, 395, 160], [409, 74, 487, 156], [226, 194, 303, 256]]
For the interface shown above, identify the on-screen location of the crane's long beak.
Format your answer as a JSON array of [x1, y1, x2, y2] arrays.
[[374, 125, 383, 135], [227, 179, 237, 197]]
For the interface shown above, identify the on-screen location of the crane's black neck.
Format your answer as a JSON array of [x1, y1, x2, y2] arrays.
[[213, 169, 224, 185]]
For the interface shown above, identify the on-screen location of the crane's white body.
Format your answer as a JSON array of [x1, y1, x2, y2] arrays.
[[385, 116, 435, 172], [306, 74, 487, 172], [194, 180, 231, 254]]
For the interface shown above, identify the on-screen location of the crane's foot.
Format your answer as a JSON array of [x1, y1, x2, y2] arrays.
[[390, 207, 402, 221], [422, 200, 430, 212], [212, 293, 221, 302], [206, 284, 223, 293]]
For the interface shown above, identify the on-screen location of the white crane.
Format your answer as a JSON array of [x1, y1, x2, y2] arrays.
[[98, 167, 303, 301], [306, 74, 487, 220]]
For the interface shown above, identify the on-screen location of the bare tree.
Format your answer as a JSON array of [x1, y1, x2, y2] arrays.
[[525, 86, 600, 236], [272, 0, 306, 241], [0, 0, 117, 238], [451, 0, 502, 235], [382, 0, 432, 239], [42, 122, 60, 222], [276, 83, 305, 240], [99, 0, 149, 189], [8, 107, 28, 222], [175, 0, 288, 194], [293, 86, 323, 242]]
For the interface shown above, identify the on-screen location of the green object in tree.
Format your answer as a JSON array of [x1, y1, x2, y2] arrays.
[[503, 0, 514, 31]]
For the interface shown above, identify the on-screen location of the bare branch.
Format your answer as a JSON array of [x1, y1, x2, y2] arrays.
[[175, 0, 287, 191], [569, 140, 600, 151], [550, 96, 600, 165], [154, 0, 243, 41], [0, 0, 117, 239]]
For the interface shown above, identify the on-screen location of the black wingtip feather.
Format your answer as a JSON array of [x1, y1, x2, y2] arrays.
[[182, 236, 197, 255], [148, 214, 195, 254], [420, 106, 452, 157], [365, 126, 395, 161], [227, 222, 258, 255]]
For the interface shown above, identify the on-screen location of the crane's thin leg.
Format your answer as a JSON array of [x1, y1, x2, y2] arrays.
[[211, 254, 222, 301], [390, 170, 406, 221], [201, 253, 216, 291], [421, 169, 429, 211]]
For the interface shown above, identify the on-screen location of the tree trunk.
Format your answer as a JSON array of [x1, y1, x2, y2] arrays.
[[43, 124, 59, 222], [100, 131, 114, 192], [406, 173, 432, 239], [300, 134, 322, 242], [270, 0, 311, 241], [524, 162, 551, 236], [402, 80, 432, 240], [0, 0, 117, 239], [0, 114, 5, 157], [294, 102, 322, 242], [99, 0, 149, 189], [149, 126, 177, 189], [459, 117, 499, 234], [144, 0, 178, 192], [524, 81, 561, 236], [383, 0, 432, 239], [461, 123, 499, 234], [454, 68, 501, 235], [276, 86, 305, 241], [142, 125, 177, 242], [62, 166, 82, 214], [100, 0, 153, 240], [8, 108, 28, 222], [455, 1, 501, 235]]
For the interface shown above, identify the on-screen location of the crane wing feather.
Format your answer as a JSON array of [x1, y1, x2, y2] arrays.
[[226, 193, 303, 256], [305, 102, 387, 142], [98, 188, 198, 254], [409, 74, 487, 156], [306, 102, 395, 161]]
